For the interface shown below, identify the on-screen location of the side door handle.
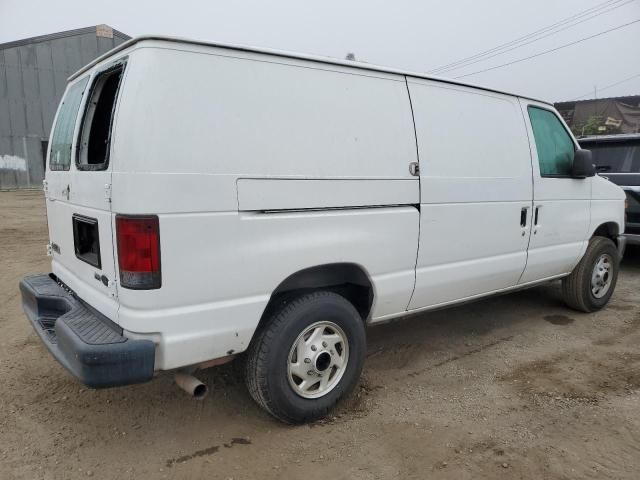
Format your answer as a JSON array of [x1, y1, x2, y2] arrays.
[[520, 207, 529, 227], [520, 207, 529, 236], [533, 206, 541, 234]]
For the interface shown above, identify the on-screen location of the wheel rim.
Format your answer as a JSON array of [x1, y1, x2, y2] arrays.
[[591, 253, 614, 299], [287, 321, 349, 399]]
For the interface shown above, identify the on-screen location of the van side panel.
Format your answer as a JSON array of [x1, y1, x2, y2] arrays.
[[111, 45, 419, 369], [113, 45, 417, 179], [123, 207, 418, 369], [407, 79, 534, 309]]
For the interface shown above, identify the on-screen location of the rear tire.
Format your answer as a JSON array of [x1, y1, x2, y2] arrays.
[[562, 236, 619, 312], [245, 291, 366, 424]]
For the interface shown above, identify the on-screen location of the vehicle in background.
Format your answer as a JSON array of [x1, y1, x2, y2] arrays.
[[579, 134, 640, 246], [20, 36, 627, 424]]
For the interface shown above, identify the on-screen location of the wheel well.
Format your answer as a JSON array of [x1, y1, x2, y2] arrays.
[[258, 263, 374, 331], [593, 222, 620, 244]]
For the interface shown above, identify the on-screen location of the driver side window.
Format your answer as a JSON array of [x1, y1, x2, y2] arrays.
[[528, 106, 575, 176]]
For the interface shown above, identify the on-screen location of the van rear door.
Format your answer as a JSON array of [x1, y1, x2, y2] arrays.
[[45, 61, 126, 320]]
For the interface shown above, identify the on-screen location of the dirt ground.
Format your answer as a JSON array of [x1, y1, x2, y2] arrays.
[[1, 190, 640, 480]]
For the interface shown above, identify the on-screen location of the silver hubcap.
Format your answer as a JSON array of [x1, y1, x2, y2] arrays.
[[591, 253, 613, 299], [287, 321, 349, 399]]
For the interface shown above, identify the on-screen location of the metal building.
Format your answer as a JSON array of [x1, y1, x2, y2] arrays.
[[0, 25, 129, 189]]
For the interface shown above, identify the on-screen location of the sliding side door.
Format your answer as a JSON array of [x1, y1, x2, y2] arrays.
[[407, 79, 534, 309]]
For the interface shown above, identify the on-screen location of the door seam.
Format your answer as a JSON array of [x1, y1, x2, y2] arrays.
[[404, 76, 422, 310], [516, 98, 536, 284]]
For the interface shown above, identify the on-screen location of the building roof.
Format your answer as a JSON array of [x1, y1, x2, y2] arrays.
[[0, 25, 130, 51], [68, 35, 552, 106]]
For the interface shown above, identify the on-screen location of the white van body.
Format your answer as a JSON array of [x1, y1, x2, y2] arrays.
[[22, 37, 626, 422]]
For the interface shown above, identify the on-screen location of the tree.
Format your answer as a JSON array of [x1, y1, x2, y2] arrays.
[[574, 115, 621, 136], [577, 115, 603, 136]]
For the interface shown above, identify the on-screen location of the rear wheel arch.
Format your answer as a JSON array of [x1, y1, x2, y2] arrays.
[[257, 263, 375, 334]]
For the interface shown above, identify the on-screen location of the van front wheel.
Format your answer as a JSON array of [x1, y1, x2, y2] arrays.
[[562, 236, 620, 312], [245, 291, 366, 424]]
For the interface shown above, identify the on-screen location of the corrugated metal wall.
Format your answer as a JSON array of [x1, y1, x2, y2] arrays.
[[0, 26, 128, 189]]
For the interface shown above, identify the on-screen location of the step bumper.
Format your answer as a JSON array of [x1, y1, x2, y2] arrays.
[[20, 274, 155, 388]]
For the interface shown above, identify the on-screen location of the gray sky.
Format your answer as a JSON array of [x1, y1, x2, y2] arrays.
[[1, 0, 639, 102]]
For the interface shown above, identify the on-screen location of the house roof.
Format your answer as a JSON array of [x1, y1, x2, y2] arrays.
[[0, 25, 130, 51]]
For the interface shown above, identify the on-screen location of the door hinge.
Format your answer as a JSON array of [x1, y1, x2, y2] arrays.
[[109, 278, 118, 299], [104, 183, 112, 203], [42, 179, 49, 198], [96, 272, 118, 298], [409, 162, 420, 177], [46, 243, 52, 256]]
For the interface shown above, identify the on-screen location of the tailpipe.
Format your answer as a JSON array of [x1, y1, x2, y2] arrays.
[[175, 372, 208, 399]]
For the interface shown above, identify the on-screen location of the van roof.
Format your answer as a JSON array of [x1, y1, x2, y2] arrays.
[[69, 35, 552, 105]]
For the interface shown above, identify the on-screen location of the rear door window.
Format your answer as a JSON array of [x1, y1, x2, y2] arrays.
[[49, 77, 89, 171], [528, 106, 575, 177], [77, 63, 125, 170], [587, 143, 640, 173]]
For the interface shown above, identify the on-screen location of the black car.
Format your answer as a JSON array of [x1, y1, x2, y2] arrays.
[[579, 134, 640, 246]]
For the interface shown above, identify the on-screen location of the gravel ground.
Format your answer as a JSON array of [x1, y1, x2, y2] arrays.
[[1, 189, 639, 480]]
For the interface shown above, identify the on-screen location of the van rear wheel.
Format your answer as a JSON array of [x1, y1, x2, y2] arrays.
[[245, 291, 366, 424], [562, 236, 620, 312]]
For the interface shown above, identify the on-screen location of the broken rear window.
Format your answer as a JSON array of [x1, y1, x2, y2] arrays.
[[77, 63, 125, 170]]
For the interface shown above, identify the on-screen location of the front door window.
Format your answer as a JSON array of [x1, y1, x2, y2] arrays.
[[528, 107, 575, 177]]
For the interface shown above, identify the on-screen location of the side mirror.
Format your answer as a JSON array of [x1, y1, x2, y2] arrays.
[[572, 149, 595, 178]]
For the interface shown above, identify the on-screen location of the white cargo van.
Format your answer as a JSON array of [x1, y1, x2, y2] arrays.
[[21, 36, 626, 423]]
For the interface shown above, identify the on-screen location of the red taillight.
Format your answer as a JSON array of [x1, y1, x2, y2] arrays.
[[115, 215, 161, 289]]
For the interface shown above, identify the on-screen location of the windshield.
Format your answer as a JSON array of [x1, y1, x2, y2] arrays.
[[586, 143, 640, 173]]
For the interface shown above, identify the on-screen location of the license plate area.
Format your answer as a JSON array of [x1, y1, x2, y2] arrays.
[[72, 215, 102, 269]]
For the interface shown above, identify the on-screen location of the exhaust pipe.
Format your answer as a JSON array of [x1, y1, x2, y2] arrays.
[[175, 372, 208, 399]]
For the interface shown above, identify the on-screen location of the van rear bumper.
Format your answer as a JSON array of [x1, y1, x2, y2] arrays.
[[19, 274, 155, 388]]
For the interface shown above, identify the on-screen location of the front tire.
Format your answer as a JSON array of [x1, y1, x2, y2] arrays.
[[245, 291, 366, 424], [562, 236, 620, 312]]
